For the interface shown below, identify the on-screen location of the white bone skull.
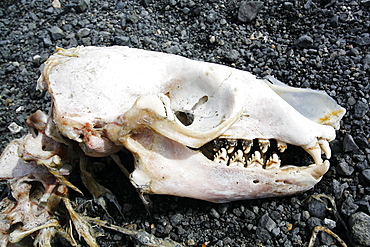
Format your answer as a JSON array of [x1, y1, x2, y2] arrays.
[[36, 46, 345, 203]]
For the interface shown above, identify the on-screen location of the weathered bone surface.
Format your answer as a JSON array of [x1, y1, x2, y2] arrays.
[[35, 46, 346, 203]]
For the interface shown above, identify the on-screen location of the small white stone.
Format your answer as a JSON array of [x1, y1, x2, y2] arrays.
[[8, 122, 23, 134], [324, 218, 336, 229]]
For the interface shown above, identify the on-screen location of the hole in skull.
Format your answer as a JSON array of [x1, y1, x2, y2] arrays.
[[175, 111, 194, 126], [253, 180, 260, 184], [29, 181, 46, 203]]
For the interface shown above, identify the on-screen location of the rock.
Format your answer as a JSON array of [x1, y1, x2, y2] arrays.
[[77, 28, 91, 38], [349, 212, 370, 246], [354, 136, 369, 149], [336, 160, 354, 176], [343, 134, 360, 152], [210, 208, 220, 219], [355, 33, 370, 46], [332, 179, 349, 199], [170, 213, 183, 226], [8, 122, 23, 134], [341, 197, 359, 216], [295, 35, 313, 48], [75, 0, 90, 13], [303, 0, 316, 9], [237, 1, 264, 22], [206, 11, 218, 23], [223, 49, 240, 63], [256, 227, 271, 242], [330, 15, 339, 27], [114, 36, 130, 46], [354, 100, 369, 118], [258, 213, 277, 232], [49, 26, 65, 40], [307, 199, 326, 219], [116, 1, 126, 9], [347, 48, 359, 56], [362, 169, 370, 183]]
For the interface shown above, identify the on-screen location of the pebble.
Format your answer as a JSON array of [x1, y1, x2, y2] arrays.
[[49, 26, 65, 40], [362, 169, 370, 183], [237, 1, 264, 22], [307, 199, 326, 219], [258, 213, 277, 232], [336, 160, 354, 176], [343, 134, 360, 152], [295, 35, 313, 48], [349, 212, 370, 246], [341, 197, 359, 216]]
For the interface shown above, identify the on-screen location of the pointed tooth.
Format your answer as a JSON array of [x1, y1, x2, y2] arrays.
[[265, 153, 281, 169], [230, 150, 245, 164], [259, 139, 270, 153], [310, 160, 330, 179], [318, 139, 331, 159], [241, 140, 252, 153], [247, 151, 263, 167], [302, 139, 322, 166], [277, 140, 287, 153], [214, 148, 229, 165]]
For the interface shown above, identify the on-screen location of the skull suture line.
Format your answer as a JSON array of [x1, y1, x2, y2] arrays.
[[33, 46, 346, 203]]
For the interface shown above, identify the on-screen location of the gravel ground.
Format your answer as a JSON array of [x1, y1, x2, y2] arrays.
[[1, 0, 370, 246]]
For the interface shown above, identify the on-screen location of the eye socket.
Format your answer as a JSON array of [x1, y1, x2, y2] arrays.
[[175, 111, 194, 126]]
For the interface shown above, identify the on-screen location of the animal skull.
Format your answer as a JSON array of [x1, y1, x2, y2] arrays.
[[36, 46, 345, 203]]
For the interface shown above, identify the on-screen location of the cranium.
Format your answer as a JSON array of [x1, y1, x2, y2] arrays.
[[35, 46, 345, 203]]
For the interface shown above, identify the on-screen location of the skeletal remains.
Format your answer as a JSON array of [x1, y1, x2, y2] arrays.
[[0, 46, 345, 246]]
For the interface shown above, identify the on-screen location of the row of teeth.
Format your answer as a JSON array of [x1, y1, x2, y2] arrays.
[[212, 138, 331, 169]]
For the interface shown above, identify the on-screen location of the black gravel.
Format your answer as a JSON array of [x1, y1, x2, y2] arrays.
[[1, 0, 369, 246]]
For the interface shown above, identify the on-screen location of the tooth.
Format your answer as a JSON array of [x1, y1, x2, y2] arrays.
[[247, 151, 263, 167], [226, 139, 238, 154], [302, 139, 322, 166], [310, 160, 330, 179], [259, 139, 270, 153], [241, 139, 252, 153], [214, 148, 229, 165], [277, 140, 287, 153], [318, 139, 331, 159], [229, 149, 245, 166], [265, 153, 281, 169]]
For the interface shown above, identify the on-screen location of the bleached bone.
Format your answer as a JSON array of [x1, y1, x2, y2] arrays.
[[36, 46, 345, 202]]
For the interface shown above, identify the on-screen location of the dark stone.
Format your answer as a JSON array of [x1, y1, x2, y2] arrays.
[[127, 13, 140, 24], [349, 212, 370, 246], [347, 48, 359, 56], [210, 208, 220, 219], [304, 0, 317, 9], [256, 227, 271, 241], [114, 36, 130, 46], [307, 199, 326, 219], [355, 33, 370, 46], [75, 0, 90, 13], [307, 217, 322, 230], [295, 35, 313, 48], [77, 28, 90, 38], [341, 197, 359, 216], [116, 1, 126, 9], [258, 213, 277, 232], [354, 136, 369, 149], [330, 15, 339, 27], [343, 134, 360, 152], [336, 160, 354, 176], [223, 49, 240, 63], [332, 179, 349, 199], [362, 169, 370, 183], [354, 101, 369, 118], [237, 1, 264, 22], [170, 213, 183, 226], [49, 26, 65, 40], [206, 11, 218, 23], [362, 54, 370, 65]]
